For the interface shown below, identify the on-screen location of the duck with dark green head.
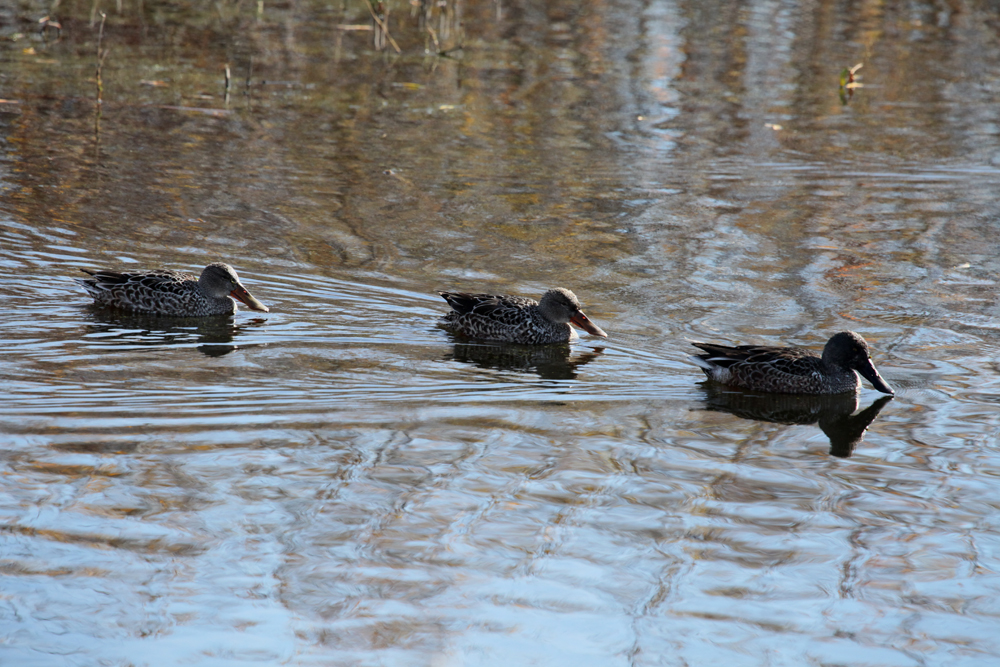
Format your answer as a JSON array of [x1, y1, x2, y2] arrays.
[[690, 331, 893, 395]]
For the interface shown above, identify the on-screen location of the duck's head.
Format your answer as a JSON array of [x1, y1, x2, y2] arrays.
[[539, 288, 607, 338], [823, 331, 893, 394], [199, 263, 269, 312]]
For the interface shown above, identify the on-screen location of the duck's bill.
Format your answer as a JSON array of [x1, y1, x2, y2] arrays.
[[231, 287, 270, 313], [857, 358, 893, 395], [570, 311, 608, 338]]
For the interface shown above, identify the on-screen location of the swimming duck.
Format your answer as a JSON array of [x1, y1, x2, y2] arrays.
[[690, 331, 893, 395], [75, 262, 269, 317], [439, 288, 607, 345]]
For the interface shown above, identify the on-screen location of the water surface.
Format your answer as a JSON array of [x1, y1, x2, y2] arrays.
[[2, 1, 1000, 665]]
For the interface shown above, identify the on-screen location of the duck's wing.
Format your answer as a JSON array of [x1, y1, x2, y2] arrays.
[[77, 269, 196, 301], [439, 292, 537, 318], [692, 343, 819, 375]]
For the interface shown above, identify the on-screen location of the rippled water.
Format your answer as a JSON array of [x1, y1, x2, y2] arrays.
[[3, 0, 1000, 665]]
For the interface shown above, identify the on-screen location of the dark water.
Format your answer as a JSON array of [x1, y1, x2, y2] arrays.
[[3, 1, 1000, 665]]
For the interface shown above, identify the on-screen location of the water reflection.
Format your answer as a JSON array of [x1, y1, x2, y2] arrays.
[[3, 0, 1000, 663], [81, 308, 267, 357], [445, 340, 605, 380], [698, 385, 894, 457]]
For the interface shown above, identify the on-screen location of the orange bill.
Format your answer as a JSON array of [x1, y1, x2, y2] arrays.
[[231, 287, 269, 313], [570, 311, 607, 338]]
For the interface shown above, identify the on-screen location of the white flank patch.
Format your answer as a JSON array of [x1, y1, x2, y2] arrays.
[[690, 355, 732, 382]]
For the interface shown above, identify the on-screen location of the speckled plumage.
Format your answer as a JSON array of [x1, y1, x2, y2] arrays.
[[438, 288, 607, 345], [75, 262, 269, 317], [690, 331, 894, 395]]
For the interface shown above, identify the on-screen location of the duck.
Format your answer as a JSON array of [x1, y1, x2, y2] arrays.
[[690, 331, 893, 395], [438, 288, 607, 345], [75, 262, 269, 317]]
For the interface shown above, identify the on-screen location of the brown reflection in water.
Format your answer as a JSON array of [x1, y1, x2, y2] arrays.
[[0, 0, 640, 287], [1, 519, 207, 556], [3, 2, 1000, 662], [697, 384, 894, 457], [80, 307, 267, 357], [445, 339, 605, 379]]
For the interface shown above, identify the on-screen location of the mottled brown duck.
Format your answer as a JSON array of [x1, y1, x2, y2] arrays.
[[75, 262, 269, 317], [438, 288, 607, 345]]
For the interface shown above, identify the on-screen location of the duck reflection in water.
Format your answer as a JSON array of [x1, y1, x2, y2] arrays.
[[697, 385, 894, 457], [445, 338, 605, 380], [81, 310, 267, 358]]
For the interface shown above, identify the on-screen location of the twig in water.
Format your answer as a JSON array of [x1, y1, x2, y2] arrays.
[[245, 55, 254, 106], [362, 0, 401, 53], [38, 16, 62, 41], [95, 12, 109, 106], [94, 12, 108, 141], [438, 44, 463, 58], [373, 1, 386, 51]]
